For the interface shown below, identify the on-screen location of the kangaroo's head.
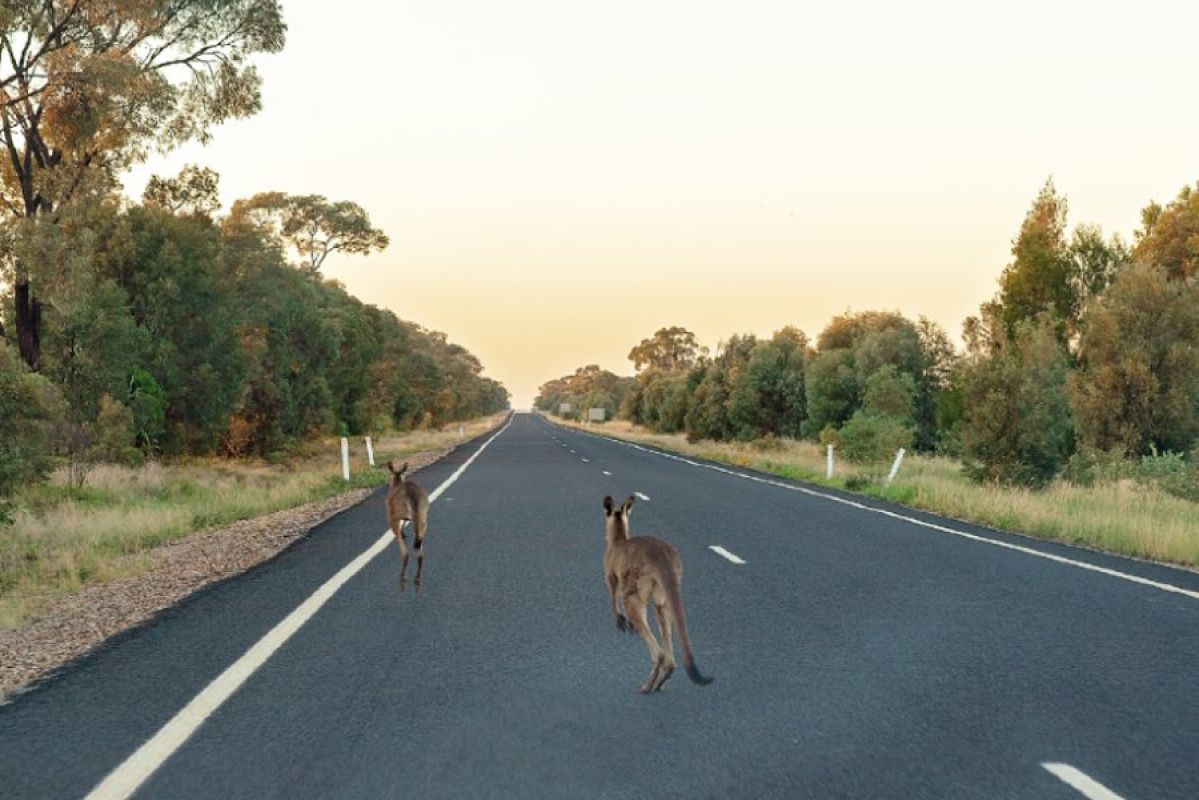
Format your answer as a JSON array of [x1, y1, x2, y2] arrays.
[[386, 460, 409, 487], [603, 495, 635, 542]]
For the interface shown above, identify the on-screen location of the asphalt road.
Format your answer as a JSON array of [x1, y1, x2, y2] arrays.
[[2, 412, 1198, 799]]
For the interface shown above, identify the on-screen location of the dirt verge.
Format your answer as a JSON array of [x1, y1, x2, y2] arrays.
[[0, 447, 449, 701]]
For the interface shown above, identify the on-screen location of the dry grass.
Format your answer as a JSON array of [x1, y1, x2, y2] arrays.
[[0, 413, 507, 630], [554, 418, 1199, 570]]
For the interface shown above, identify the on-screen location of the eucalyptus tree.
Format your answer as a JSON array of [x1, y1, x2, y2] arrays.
[[229, 192, 389, 274], [0, 0, 286, 370]]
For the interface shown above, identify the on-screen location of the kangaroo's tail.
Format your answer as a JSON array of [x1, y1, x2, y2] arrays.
[[662, 568, 713, 686]]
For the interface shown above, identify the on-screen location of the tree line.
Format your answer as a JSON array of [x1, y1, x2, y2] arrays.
[[537, 178, 1199, 493], [0, 2, 508, 504]]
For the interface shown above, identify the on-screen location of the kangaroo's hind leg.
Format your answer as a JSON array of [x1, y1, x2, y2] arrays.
[[412, 511, 427, 586], [393, 520, 410, 588], [623, 592, 663, 694], [650, 598, 676, 692]]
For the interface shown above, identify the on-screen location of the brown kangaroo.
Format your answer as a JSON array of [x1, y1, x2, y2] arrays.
[[603, 495, 713, 693], [386, 461, 430, 587]]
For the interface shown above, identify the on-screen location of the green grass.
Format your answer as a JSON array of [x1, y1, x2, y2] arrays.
[[553, 417, 1199, 570], [0, 414, 507, 630]]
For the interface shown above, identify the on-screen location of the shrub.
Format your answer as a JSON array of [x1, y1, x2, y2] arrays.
[[1061, 446, 1125, 487], [838, 411, 912, 464], [0, 343, 60, 502], [960, 318, 1072, 488], [1129, 449, 1199, 502]]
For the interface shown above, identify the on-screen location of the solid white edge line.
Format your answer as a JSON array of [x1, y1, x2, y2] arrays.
[[634, 492, 650, 501], [85, 417, 515, 800], [1042, 763, 1126, 800], [709, 545, 747, 565], [564, 424, 1199, 604]]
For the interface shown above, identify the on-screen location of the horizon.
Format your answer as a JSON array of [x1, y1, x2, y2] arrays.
[[122, 0, 1199, 408]]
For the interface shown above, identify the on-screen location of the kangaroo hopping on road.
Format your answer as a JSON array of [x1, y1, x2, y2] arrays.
[[386, 461, 430, 588], [602, 494, 713, 693]]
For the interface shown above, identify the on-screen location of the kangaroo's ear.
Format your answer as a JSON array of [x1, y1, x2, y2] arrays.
[[386, 460, 397, 474], [603, 495, 614, 515], [399, 462, 409, 477], [622, 495, 635, 516]]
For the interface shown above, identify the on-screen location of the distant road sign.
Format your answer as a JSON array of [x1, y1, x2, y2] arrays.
[[559, 403, 572, 414], [588, 407, 606, 422]]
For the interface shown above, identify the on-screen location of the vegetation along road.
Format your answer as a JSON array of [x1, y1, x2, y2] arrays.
[[1, 413, 1196, 799]]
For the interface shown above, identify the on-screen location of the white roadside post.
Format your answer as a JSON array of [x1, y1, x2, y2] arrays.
[[340, 437, 350, 481], [887, 448, 906, 484], [459, 426, 464, 439], [826, 444, 834, 479], [364, 436, 375, 467]]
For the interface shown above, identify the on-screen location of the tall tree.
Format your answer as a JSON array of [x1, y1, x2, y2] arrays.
[[229, 192, 388, 273], [993, 179, 1073, 337], [726, 326, 808, 439], [804, 311, 927, 440], [627, 326, 706, 373], [143, 164, 220, 215], [1069, 262, 1199, 456], [1134, 181, 1199, 282], [0, 0, 286, 369], [960, 317, 1073, 487]]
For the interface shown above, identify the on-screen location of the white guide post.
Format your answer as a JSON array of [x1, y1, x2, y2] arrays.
[[340, 437, 350, 481], [365, 436, 375, 466], [459, 426, 464, 439], [887, 448, 906, 484], [826, 444, 834, 479]]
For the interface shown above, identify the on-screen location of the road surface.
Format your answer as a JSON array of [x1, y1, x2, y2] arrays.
[[2, 412, 1197, 798]]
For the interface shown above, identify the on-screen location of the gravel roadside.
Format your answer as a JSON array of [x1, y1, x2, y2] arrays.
[[0, 447, 448, 701]]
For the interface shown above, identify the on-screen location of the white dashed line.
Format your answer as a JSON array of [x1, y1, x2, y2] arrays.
[[634, 492, 650, 501], [1042, 763, 1126, 800], [577, 430, 1199, 604], [709, 546, 746, 565], [602, 471, 612, 476], [581, 458, 589, 463]]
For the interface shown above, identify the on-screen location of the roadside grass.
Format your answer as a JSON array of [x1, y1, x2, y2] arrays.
[[550, 417, 1199, 570], [0, 413, 507, 630]]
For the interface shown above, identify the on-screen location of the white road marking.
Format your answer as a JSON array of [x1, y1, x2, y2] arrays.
[[635, 492, 651, 501], [1042, 763, 1126, 800], [84, 419, 515, 800], [709, 546, 746, 565], [570, 426, 1199, 604], [602, 470, 612, 476], [581, 458, 589, 463]]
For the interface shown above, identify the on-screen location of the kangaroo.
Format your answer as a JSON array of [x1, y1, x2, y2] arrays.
[[386, 461, 430, 587], [603, 495, 713, 693]]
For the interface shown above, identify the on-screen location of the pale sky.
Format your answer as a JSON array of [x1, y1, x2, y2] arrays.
[[124, 0, 1199, 408]]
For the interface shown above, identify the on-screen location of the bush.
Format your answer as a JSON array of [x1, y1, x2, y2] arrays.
[[1061, 446, 1125, 487], [750, 433, 785, 452], [819, 424, 840, 448], [1129, 449, 1199, 502], [0, 342, 60, 502], [844, 473, 874, 491], [93, 395, 143, 467], [960, 318, 1072, 488], [838, 411, 912, 464]]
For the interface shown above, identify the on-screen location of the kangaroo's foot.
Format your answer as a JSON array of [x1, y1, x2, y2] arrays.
[[640, 658, 666, 694], [651, 660, 676, 692]]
